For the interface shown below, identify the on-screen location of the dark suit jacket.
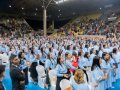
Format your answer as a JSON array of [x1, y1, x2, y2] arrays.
[[10, 65, 25, 90], [0, 81, 5, 90]]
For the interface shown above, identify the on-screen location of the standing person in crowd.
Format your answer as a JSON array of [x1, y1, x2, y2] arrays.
[[56, 56, 70, 90], [23, 48, 30, 62], [79, 52, 90, 82], [45, 53, 57, 71], [89, 48, 97, 66], [91, 56, 108, 90], [29, 54, 40, 84], [40, 47, 47, 66], [65, 52, 76, 75], [9, 54, 25, 90], [112, 48, 120, 79], [29, 49, 36, 63], [70, 69, 90, 90], [83, 44, 90, 53], [45, 53, 57, 89], [101, 52, 116, 89], [0, 65, 6, 90], [69, 52, 79, 74], [18, 52, 28, 86]]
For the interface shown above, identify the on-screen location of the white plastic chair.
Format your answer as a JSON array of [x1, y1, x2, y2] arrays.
[[60, 79, 72, 90], [49, 69, 57, 90], [0, 54, 9, 65], [36, 65, 46, 88]]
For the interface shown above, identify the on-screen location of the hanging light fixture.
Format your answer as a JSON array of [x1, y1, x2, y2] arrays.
[[55, 0, 69, 4]]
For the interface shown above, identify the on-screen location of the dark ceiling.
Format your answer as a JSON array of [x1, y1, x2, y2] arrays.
[[0, 0, 120, 21]]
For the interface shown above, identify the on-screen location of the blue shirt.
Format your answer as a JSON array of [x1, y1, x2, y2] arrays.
[[45, 59, 57, 70], [79, 57, 90, 69], [19, 58, 27, 70], [65, 60, 76, 70], [56, 64, 68, 77]]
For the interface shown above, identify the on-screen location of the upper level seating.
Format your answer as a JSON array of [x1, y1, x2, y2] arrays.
[[0, 17, 33, 37], [51, 11, 120, 37]]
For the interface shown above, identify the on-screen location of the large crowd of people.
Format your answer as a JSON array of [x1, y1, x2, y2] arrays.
[[57, 11, 120, 36], [0, 17, 33, 37], [0, 9, 119, 90], [0, 29, 120, 90]]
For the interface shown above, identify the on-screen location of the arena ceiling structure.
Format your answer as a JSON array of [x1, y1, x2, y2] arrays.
[[0, 0, 120, 21]]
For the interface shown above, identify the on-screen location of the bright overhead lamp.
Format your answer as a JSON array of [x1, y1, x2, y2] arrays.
[[34, 13, 37, 16], [9, 5, 12, 8], [21, 7, 24, 10], [55, 0, 69, 4], [35, 8, 38, 11]]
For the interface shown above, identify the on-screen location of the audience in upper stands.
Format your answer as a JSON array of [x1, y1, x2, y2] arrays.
[[0, 17, 32, 37], [57, 11, 120, 36]]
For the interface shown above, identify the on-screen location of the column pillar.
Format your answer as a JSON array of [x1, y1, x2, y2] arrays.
[[43, 9, 47, 36], [52, 20, 54, 31]]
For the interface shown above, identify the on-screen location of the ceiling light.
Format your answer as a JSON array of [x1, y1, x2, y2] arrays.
[[73, 12, 75, 15], [22, 7, 24, 10], [58, 9, 61, 12], [9, 5, 12, 8], [56, 0, 69, 4], [36, 8, 38, 11]]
